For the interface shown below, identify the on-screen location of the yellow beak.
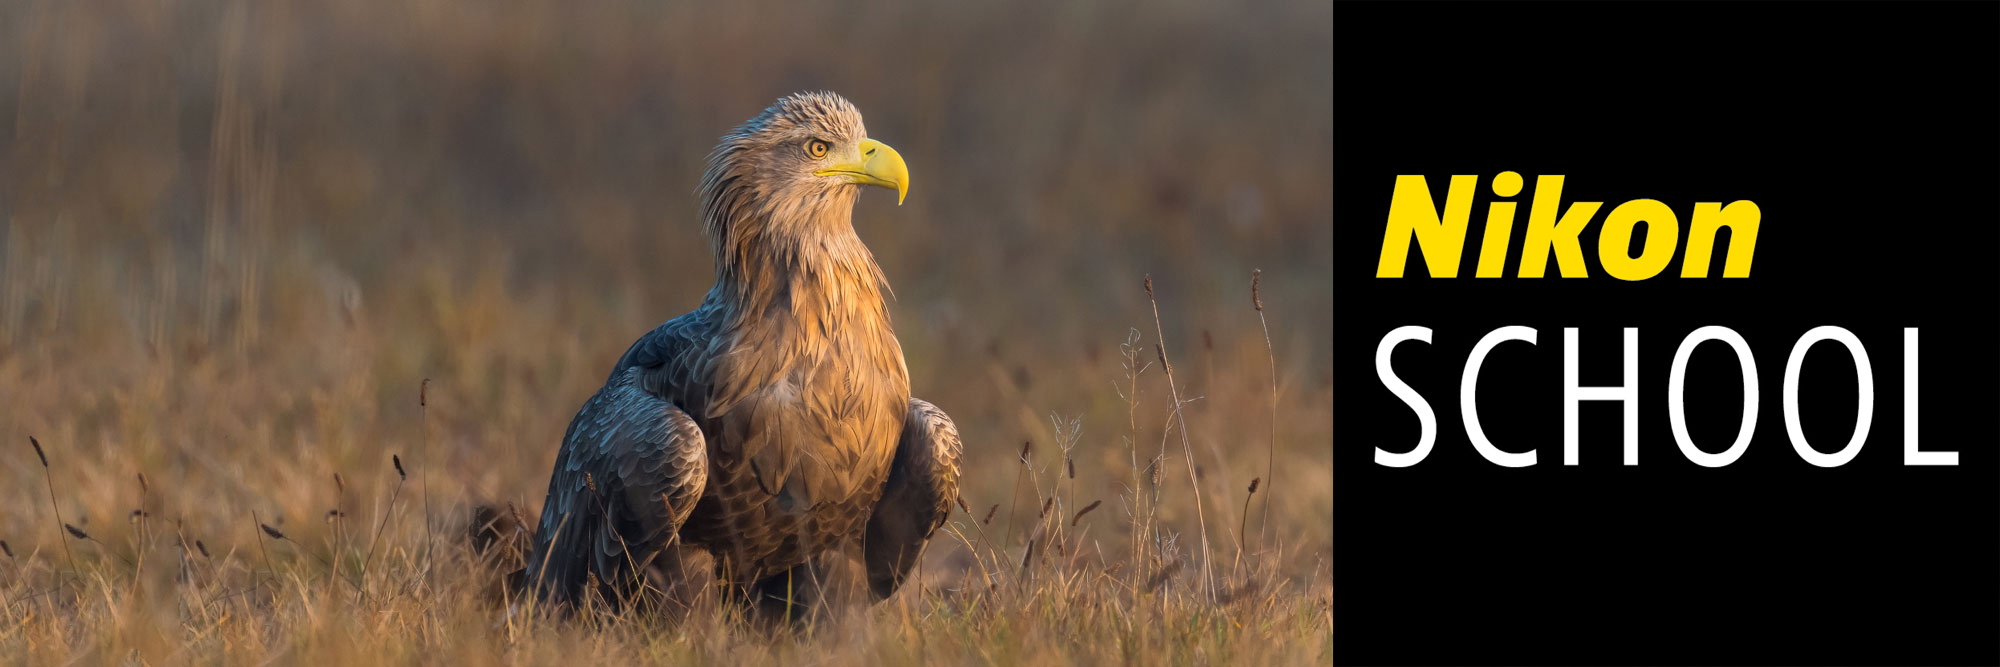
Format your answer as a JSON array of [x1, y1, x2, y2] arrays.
[[814, 138, 910, 205]]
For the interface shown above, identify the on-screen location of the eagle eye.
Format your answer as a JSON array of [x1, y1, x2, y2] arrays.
[[806, 139, 830, 159]]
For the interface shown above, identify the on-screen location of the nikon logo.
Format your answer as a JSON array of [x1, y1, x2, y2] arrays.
[[1376, 172, 1761, 280]]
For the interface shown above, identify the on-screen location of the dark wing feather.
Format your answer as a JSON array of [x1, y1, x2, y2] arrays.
[[525, 364, 707, 607], [616, 306, 718, 411], [862, 398, 962, 600]]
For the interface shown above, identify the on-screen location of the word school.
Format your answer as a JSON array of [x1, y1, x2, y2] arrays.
[[1374, 326, 1956, 467]]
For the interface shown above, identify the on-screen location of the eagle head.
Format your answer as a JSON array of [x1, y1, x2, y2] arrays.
[[701, 92, 909, 221]]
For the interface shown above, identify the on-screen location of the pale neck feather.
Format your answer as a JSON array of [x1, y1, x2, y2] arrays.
[[699, 177, 894, 343]]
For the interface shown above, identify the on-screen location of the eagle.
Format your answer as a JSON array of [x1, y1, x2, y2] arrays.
[[523, 92, 962, 619]]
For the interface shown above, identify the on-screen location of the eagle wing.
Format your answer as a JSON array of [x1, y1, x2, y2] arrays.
[[862, 398, 963, 600], [526, 318, 711, 607]]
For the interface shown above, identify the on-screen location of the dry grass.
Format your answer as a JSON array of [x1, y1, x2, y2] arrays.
[[0, 310, 1330, 665], [0, 0, 1329, 664]]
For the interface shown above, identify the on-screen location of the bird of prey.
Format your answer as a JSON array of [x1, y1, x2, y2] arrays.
[[524, 92, 962, 620]]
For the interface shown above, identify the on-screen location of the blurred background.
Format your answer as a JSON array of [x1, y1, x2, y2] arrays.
[[0, 0, 1329, 576]]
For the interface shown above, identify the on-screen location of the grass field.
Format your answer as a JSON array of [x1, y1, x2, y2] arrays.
[[0, 1, 1331, 663]]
